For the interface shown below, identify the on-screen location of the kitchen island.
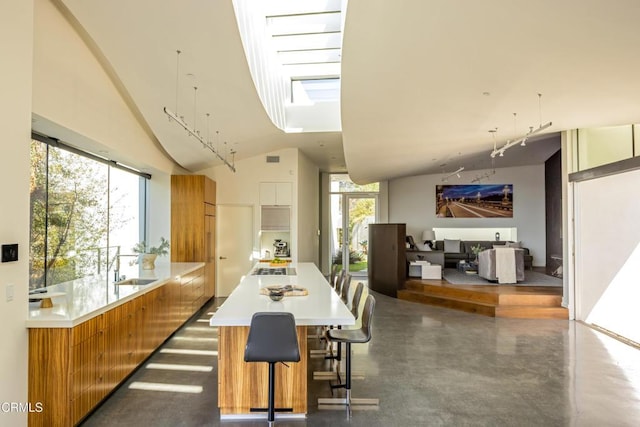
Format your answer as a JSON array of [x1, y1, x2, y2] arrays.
[[210, 262, 354, 419]]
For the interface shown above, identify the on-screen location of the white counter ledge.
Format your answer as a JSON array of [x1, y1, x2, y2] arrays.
[[26, 262, 204, 328], [210, 262, 354, 327]]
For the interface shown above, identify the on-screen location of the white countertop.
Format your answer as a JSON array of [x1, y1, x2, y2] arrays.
[[210, 262, 355, 327], [26, 262, 205, 328]]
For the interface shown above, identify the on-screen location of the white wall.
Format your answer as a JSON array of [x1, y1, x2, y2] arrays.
[[0, 3, 182, 423], [31, 0, 184, 254], [297, 151, 319, 263], [32, 0, 179, 176], [389, 165, 546, 266], [201, 148, 299, 260], [574, 168, 640, 344], [0, 1, 32, 424]]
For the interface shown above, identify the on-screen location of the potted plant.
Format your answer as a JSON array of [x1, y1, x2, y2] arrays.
[[470, 244, 484, 263], [132, 237, 170, 270]]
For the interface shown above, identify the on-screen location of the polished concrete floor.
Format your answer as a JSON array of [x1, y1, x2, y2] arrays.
[[81, 288, 640, 426]]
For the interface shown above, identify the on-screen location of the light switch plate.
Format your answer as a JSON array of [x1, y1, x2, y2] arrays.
[[6, 284, 14, 302], [1, 244, 18, 262]]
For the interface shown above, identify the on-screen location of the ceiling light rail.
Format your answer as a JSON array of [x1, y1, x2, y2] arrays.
[[163, 107, 236, 172], [490, 93, 553, 159], [490, 121, 552, 158], [442, 166, 464, 182], [163, 49, 236, 172]]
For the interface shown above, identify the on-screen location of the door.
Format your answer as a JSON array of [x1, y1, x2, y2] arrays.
[[331, 194, 377, 277], [216, 205, 254, 297]]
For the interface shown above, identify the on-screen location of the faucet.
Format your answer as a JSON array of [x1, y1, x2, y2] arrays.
[[114, 254, 138, 282]]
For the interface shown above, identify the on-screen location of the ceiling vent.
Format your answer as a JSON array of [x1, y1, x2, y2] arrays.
[[266, 155, 280, 163]]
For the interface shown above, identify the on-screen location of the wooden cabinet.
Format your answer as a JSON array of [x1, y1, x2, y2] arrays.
[[259, 182, 292, 205], [180, 267, 205, 320], [171, 175, 216, 302], [28, 271, 203, 426], [368, 223, 407, 298]]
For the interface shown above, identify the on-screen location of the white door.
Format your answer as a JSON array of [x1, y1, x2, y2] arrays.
[[217, 205, 254, 297]]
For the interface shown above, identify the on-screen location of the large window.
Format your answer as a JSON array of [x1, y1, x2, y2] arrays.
[[29, 136, 148, 290]]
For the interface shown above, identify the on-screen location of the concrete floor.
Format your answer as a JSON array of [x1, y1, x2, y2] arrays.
[[81, 290, 640, 427]]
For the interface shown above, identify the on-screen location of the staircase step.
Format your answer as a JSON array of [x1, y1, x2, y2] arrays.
[[398, 282, 568, 319], [495, 305, 569, 319], [398, 290, 496, 317]]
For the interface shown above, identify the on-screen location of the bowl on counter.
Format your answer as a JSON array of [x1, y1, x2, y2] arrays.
[[268, 290, 284, 301]]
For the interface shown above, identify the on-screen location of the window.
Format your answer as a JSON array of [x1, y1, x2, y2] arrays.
[[329, 173, 379, 193], [29, 136, 148, 290], [291, 78, 340, 103]]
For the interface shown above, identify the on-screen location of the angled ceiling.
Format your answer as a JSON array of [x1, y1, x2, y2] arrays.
[[59, 0, 640, 182]]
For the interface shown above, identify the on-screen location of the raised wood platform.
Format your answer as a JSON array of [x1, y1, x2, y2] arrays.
[[398, 278, 568, 319]]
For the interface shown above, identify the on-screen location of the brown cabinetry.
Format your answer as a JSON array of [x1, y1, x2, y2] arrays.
[[171, 175, 216, 301], [368, 223, 407, 298], [28, 270, 202, 426]]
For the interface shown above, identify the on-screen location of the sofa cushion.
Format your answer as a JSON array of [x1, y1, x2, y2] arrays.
[[444, 239, 461, 253]]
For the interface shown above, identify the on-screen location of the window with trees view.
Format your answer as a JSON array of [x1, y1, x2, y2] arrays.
[[29, 137, 147, 290]]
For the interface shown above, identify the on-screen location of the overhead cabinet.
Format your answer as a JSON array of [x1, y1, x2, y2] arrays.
[[259, 182, 292, 205]]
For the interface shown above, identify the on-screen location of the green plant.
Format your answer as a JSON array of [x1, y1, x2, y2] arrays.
[[470, 244, 484, 256], [333, 249, 364, 265], [132, 237, 170, 256]]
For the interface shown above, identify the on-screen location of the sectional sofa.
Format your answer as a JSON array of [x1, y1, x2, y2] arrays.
[[433, 239, 533, 269]]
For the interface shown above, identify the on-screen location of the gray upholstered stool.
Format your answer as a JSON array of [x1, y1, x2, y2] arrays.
[[318, 295, 379, 415], [244, 312, 300, 423]]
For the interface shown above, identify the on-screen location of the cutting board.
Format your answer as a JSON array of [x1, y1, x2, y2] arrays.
[[260, 285, 308, 296]]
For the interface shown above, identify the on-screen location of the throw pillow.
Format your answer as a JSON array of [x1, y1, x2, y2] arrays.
[[444, 239, 461, 253], [493, 244, 506, 249], [507, 241, 523, 248]]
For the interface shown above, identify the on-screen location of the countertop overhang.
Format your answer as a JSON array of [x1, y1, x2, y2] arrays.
[[209, 262, 355, 326], [26, 262, 205, 328], [210, 262, 355, 327]]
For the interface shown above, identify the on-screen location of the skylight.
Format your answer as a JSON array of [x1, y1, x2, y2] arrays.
[[265, 1, 344, 89], [233, 0, 345, 132]]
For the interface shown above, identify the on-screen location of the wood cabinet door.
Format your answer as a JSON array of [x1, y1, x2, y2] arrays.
[[205, 215, 216, 298]]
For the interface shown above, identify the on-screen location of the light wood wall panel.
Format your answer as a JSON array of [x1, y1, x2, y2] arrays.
[[218, 325, 308, 415]]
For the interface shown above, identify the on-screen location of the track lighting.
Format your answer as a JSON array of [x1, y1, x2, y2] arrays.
[[490, 121, 552, 158], [163, 50, 236, 172], [489, 94, 552, 159], [442, 167, 464, 182]]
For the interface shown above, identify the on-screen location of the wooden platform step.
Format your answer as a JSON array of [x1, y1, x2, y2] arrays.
[[398, 279, 568, 319]]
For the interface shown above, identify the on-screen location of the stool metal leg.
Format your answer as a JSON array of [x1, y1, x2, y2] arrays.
[[317, 342, 379, 412], [268, 362, 275, 422]]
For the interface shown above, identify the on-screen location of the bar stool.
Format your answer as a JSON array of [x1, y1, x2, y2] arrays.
[[325, 272, 352, 362], [329, 263, 339, 287], [328, 281, 363, 385], [318, 295, 379, 415], [339, 273, 352, 305], [244, 312, 300, 424]]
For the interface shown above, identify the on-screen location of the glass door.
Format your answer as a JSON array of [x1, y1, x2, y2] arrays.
[[344, 195, 377, 276], [330, 194, 377, 277]]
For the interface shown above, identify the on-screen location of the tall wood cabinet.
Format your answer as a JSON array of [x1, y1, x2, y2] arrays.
[[367, 223, 407, 298], [171, 175, 216, 300]]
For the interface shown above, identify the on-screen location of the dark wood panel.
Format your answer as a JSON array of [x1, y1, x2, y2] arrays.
[[368, 223, 406, 298]]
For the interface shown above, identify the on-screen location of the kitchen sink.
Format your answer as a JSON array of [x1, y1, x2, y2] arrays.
[[116, 278, 157, 286]]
